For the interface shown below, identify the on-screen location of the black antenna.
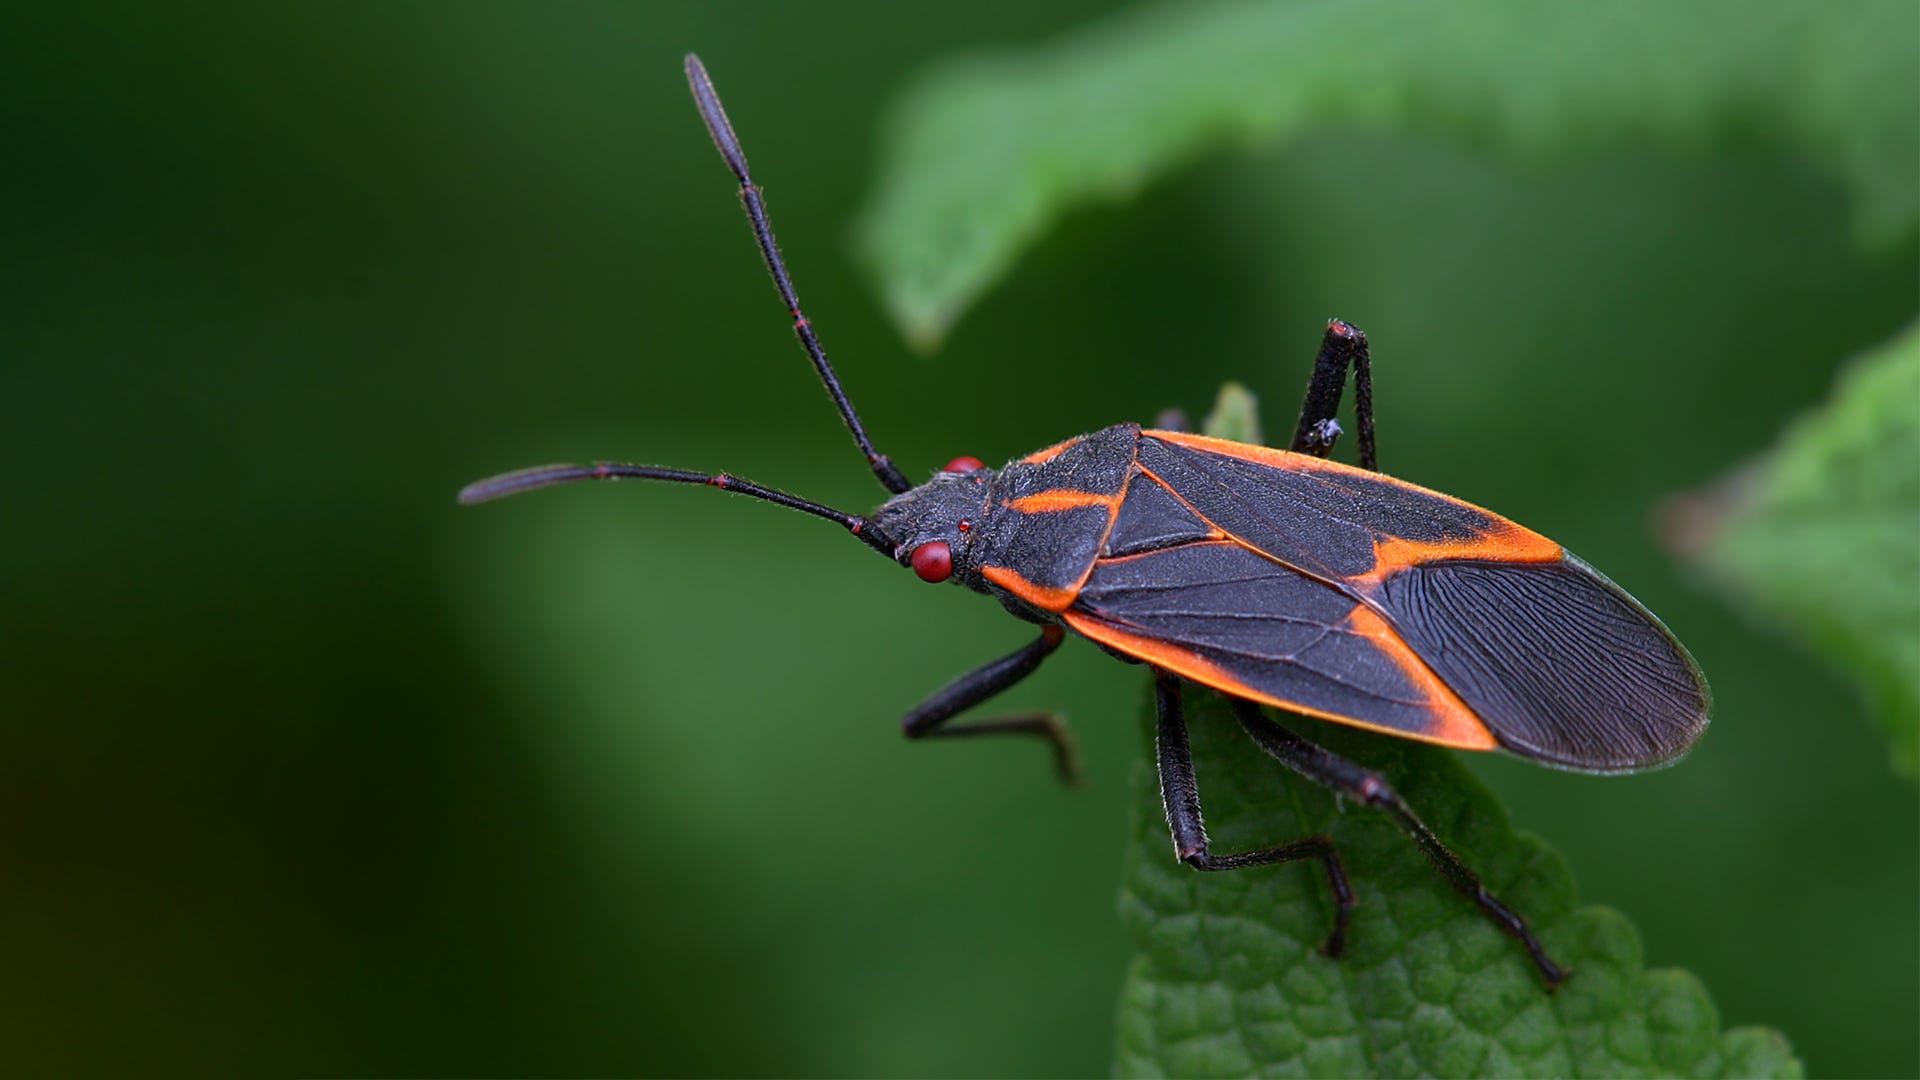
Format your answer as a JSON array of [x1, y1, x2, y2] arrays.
[[684, 52, 912, 495], [460, 463, 891, 553]]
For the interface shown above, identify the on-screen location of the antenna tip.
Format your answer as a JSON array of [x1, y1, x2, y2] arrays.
[[458, 463, 596, 505], [456, 480, 498, 505], [684, 52, 748, 180]]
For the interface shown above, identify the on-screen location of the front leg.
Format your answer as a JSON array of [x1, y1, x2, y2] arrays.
[[903, 625, 1078, 784]]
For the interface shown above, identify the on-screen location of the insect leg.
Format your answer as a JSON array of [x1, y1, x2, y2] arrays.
[[1155, 674, 1356, 957], [902, 626, 1078, 784], [1288, 319, 1378, 471], [1226, 698, 1567, 988]]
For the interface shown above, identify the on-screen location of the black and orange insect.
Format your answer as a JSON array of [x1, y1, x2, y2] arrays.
[[462, 54, 1711, 988]]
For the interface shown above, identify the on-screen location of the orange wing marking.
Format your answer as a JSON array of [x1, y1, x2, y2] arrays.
[[1338, 606, 1497, 748], [1144, 429, 1329, 471], [1061, 609, 1498, 752], [1352, 526, 1562, 591], [1145, 429, 1520, 518], [1144, 430, 1564, 587]]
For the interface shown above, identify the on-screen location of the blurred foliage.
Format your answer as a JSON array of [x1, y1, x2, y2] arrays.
[[860, 0, 1918, 347], [1111, 396, 1796, 1079], [1684, 327, 1920, 777], [2, 2, 1915, 1077], [1200, 381, 1264, 446], [1117, 690, 1799, 1079]]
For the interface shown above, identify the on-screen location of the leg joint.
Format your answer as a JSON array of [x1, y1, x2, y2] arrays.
[[1356, 770, 1395, 807]]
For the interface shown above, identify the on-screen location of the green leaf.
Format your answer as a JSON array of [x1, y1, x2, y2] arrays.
[[858, 0, 1918, 348], [1686, 326, 1920, 777], [1200, 381, 1264, 447], [1112, 389, 1800, 1078], [1115, 690, 1802, 1079]]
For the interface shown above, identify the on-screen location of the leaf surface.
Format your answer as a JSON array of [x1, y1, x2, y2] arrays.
[[859, 0, 1918, 347], [1686, 325, 1920, 777], [1115, 691, 1801, 1078]]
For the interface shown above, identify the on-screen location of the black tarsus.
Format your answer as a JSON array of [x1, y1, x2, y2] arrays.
[[902, 626, 1078, 784], [684, 53, 912, 495], [1223, 696, 1567, 988], [1153, 674, 1356, 958], [1289, 319, 1378, 472], [458, 462, 890, 554]]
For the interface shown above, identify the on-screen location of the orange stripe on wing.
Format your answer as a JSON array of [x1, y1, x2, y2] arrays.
[[1006, 489, 1122, 514], [1339, 606, 1496, 748], [1143, 429, 1326, 470], [981, 565, 1083, 613], [1352, 526, 1562, 590], [1062, 608, 1498, 752], [1145, 429, 1563, 581], [1145, 429, 1525, 519]]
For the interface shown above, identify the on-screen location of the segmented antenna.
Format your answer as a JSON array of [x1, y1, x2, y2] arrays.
[[684, 53, 912, 495], [459, 462, 890, 552]]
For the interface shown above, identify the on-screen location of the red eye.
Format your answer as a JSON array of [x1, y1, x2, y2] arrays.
[[942, 455, 985, 474], [910, 541, 953, 583]]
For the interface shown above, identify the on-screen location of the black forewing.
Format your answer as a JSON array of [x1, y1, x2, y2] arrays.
[[1074, 539, 1451, 737], [1136, 434, 1500, 581], [1377, 555, 1709, 771], [1123, 435, 1709, 770]]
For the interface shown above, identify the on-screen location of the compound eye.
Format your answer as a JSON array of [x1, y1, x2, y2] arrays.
[[910, 541, 953, 583], [942, 455, 985, 474]]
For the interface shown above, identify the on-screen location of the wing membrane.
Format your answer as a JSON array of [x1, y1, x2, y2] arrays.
[[1378, 556, 1709, 770]]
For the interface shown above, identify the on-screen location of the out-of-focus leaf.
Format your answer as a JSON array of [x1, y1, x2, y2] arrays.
[[1112, 391, 1800, 1078], [1199, 381, 1262, 446], [1683, 326, 1920, 777], [859, 0, 1918, 348], [1115, 691, 1802, 1079]]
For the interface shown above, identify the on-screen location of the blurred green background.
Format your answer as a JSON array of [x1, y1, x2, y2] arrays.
[[4, 3, 1914, 1076]]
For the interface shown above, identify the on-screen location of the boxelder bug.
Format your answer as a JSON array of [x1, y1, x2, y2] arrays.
[[462, 54, 1712, 989]]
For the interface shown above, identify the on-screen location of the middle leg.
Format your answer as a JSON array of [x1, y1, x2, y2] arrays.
[[1153, 673, 1356, 956]]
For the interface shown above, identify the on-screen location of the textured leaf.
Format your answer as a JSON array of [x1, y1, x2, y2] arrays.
[[1115, 691, 1801, 1079], [859, 0, 1918, 347], [1686, 326, 1920, 777], [1111, 391, 1800, 1078]]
